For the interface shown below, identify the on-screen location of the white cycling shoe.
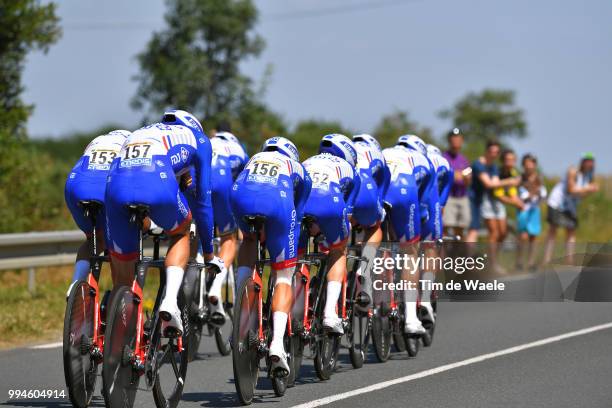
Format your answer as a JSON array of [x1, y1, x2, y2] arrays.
[[420, 302, 435, 324], [404, 320, 426, 335], [323, 316, 344, 335], [269, 342, 290, 378], [159, 298, 183, 337]]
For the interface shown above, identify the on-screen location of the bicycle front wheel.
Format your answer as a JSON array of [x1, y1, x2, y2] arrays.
[[232, 276, 261, 405], [63, 280, 97, 408], [214, 271, 234, 356], [371, 305, 391, 362], [102, 286, 139, 408]]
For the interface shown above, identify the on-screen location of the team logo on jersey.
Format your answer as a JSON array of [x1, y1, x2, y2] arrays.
[[156, 160, 165, 167], [180, 147, 189, 163]]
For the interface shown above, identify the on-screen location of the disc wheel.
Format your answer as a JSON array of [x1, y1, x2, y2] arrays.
[[102, 286, 139, 408], [63, 280, 98, 408], [231, 276, 261, 405], [371, 306, 391, 362]]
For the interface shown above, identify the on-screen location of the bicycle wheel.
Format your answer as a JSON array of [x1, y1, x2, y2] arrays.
[[287, 331, 303, 388], [313, 285, 340, 380], [63, 280, 97, 408], [404, 334, 420, 357], [419, 303, 436, 347], [214, 275, 234, 356], [102, 286, 139, 408], [270, 334, 290, 397], [392, 303, 405, 352], [152, 291, 190, 408], [371, 305, 391, 362], [346, 274, 367, 369], [186, 266, 203, 362], [232, 276, 261, 405]]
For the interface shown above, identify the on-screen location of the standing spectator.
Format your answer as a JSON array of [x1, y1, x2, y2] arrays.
[[442, 128, 472, 238], [466, 140, 520, 274], [516, 154, 547, 272], [543, 153, 599, 264], [493, 149, 523, 243]]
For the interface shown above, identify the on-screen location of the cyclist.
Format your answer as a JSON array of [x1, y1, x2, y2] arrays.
[[64, 130, 131, 295], [105, 109, 224, 336], [382, 135, 433, 335], [207, 131, 249, 322], [351, 134, 389, 310], [421, 143, 454, 324], [300, 134, 360, 335], [230, 136, 311, 375]]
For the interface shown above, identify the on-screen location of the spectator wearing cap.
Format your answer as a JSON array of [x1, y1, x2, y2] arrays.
[[543, 153, 599, 264], [442, 128, 472, 238]]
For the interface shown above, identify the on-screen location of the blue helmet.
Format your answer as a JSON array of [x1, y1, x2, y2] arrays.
[[397, 134, 427, 156], [261, 136, 300, 161], [162, 109, 204, 133], [352, 133, 381, 151], [320, 134, 358, 167], [427, 144, 442, 156]]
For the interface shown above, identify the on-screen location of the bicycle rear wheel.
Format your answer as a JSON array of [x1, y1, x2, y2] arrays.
[[371, 305, 391, 362], [313, 284, 340, 380], [232, 276, 261, 405], [186, 266, 203, 362], [102, 286, 139, 408], [63, 280, 98, 408], [214, 274, 234, 356], [152, 290, 190, 408]]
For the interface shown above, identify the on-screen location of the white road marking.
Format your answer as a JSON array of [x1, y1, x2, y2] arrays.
[[291, 321, 612, 408], [30, 341, 62, 349]]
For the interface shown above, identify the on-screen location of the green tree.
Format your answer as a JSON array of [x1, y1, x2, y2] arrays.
[[439, 89, 527, 144], [373, 110, 434, 148], [0, 0, 61, 138], [289, 119, 352, 160], [0, 0, 62, 233], [132, 0, 266, 127]]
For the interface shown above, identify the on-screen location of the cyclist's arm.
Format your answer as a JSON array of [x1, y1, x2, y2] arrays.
[[193, 138, 215, 256], [293, 163, 312, 219], [439, 168, 453, 206], [345, 168, 361, 215]]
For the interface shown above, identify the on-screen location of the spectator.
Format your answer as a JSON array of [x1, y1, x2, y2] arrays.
[[466, 140, 520, 274], [515, 154, 547, 272], [543, 153, 599, 264], [442, 128, 472, 238], [493, 149, 523, 243]]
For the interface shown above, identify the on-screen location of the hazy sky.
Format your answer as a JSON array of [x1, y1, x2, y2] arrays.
[[23, 0, 612, 174]]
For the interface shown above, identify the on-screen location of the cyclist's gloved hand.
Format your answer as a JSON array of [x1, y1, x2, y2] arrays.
[[206, 256, 225, 275]]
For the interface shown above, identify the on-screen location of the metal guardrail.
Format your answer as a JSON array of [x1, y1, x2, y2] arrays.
[[0, 230, 168, 293]]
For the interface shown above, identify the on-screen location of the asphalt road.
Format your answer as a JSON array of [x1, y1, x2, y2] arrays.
[[1, 296, 611, 407]]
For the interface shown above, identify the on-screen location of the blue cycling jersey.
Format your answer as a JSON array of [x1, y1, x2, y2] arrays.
[[301, 153, 360, 249], [105, 123, 214, 259], [428, 152, 453, 207], [209, 136, 249, 234], [352, 141, 389, 227], [65, 130, 130, 233], [231, 151, 312, 270]]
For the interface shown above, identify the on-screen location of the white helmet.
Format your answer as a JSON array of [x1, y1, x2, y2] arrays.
[[352, 133, 381, 151], [162, 109, 203, 133], [261, 136, 299, 161], [320, 133, 358, 167], [107, 130, 131, 139], [427, 144, 442, 156], [397, 134, 427, 156], [216, 131, 240, 144]]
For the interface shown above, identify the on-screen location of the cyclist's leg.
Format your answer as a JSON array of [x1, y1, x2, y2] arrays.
[[149, 181, 193, 334], [386, 182, 423, 333], [420, 198, 442, 319], [64, 172, 107, 288], [265, 198, 300, 372]]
